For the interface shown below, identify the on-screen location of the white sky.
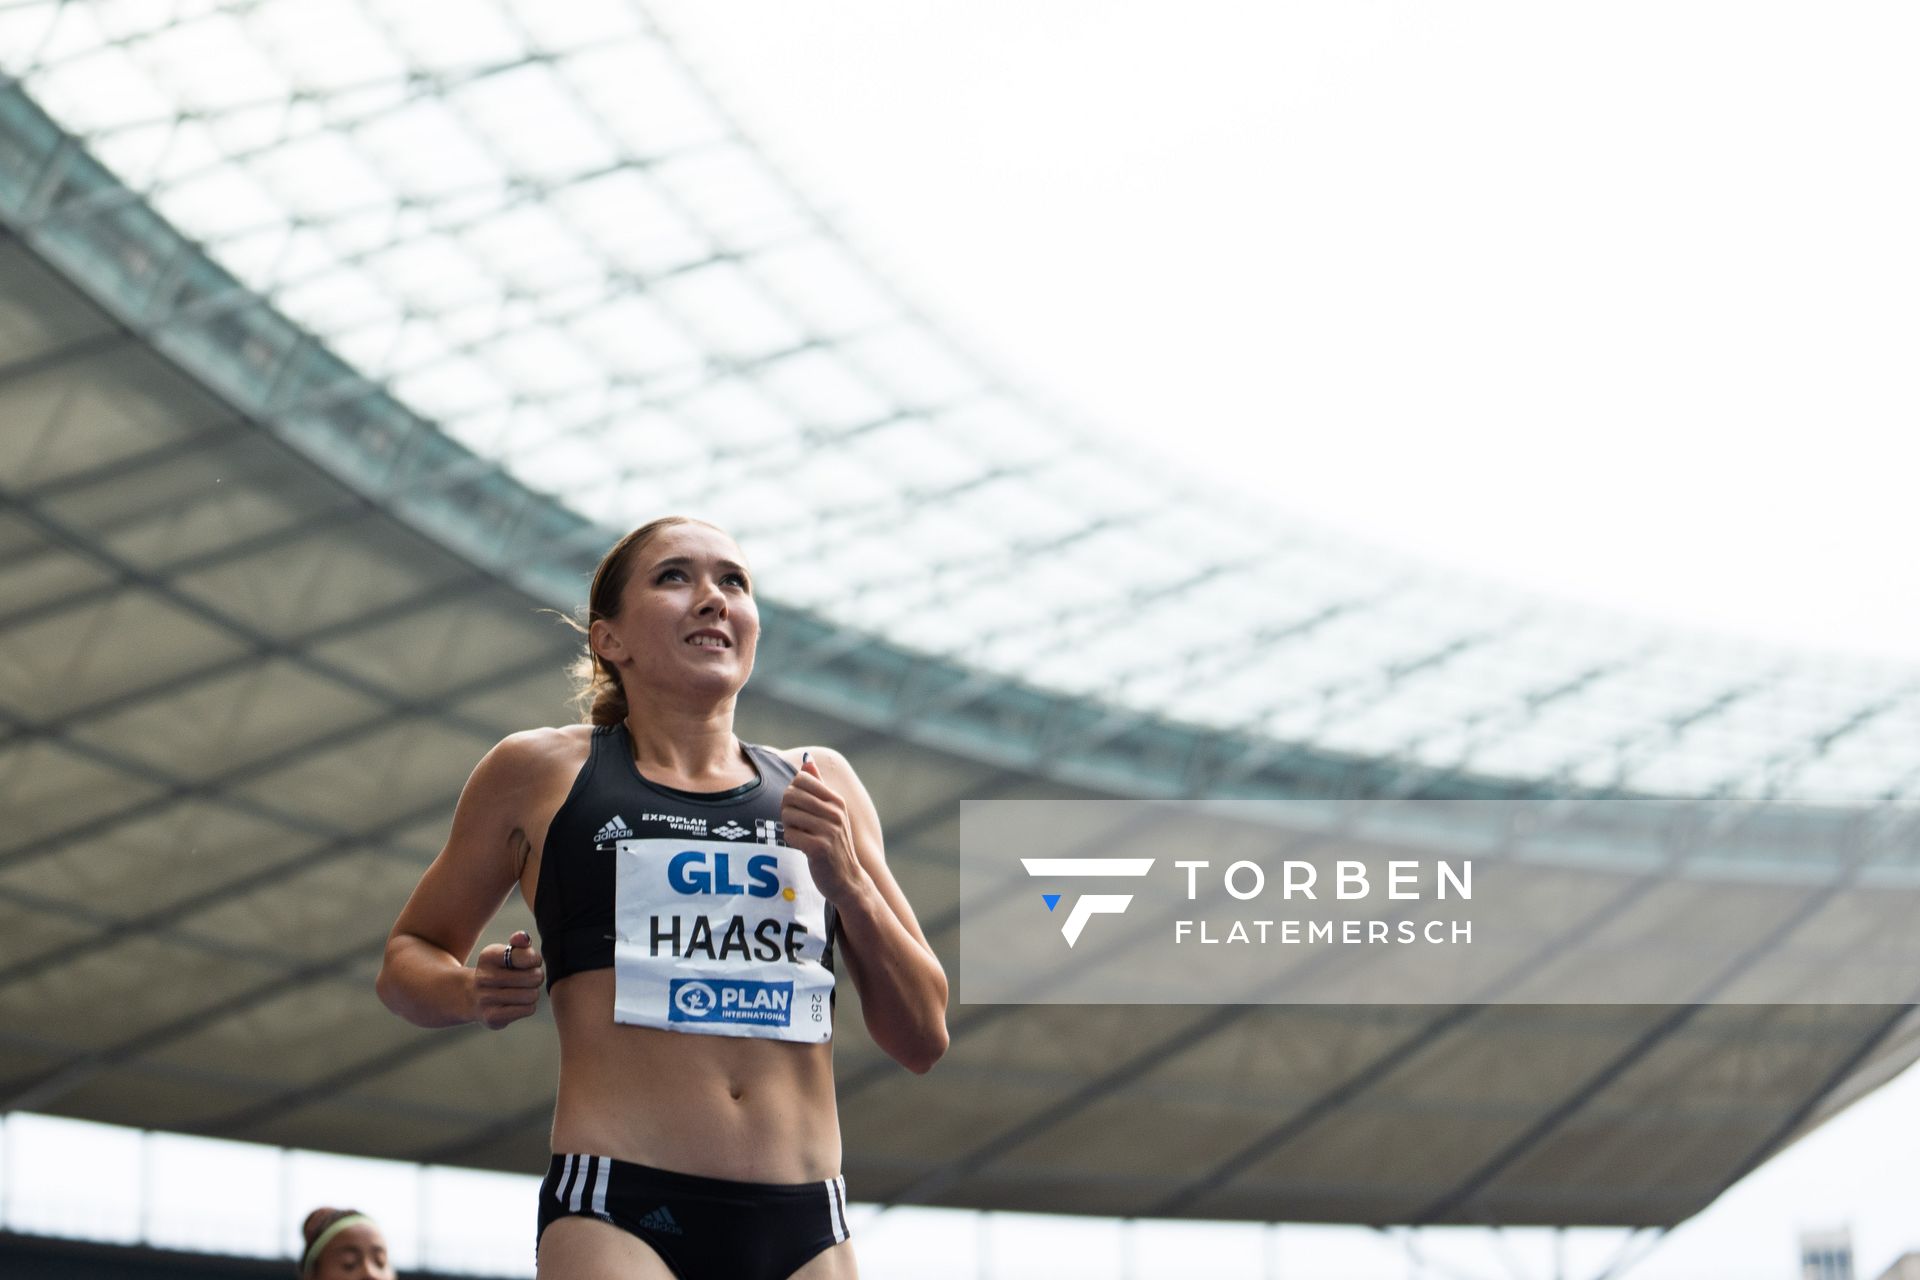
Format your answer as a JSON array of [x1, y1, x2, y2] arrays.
[[650, 0, 1920, 667]]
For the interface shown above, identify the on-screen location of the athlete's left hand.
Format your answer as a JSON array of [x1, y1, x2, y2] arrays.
[[780, 754, 868, 905]]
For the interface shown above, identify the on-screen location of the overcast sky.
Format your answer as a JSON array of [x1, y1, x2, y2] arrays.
[[652, 0, 1920, 669]]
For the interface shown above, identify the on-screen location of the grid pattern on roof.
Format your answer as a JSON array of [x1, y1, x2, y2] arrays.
[[3, 88, 1920, 1232], [2, 0, 1917, 806]]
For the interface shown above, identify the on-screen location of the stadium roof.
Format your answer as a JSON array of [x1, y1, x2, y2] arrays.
[[0, 0, 1915, 809], [2, 1, 1918, 1234]]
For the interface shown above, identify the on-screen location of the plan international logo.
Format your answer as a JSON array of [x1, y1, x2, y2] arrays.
[[1022, 857, 1155, 946]]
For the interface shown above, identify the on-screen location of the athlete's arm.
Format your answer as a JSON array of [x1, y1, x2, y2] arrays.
[[376, 731, 553, 1030], [781, 748, 949, 1074]]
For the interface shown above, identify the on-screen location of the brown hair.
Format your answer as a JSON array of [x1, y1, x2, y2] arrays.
[[567, 516, 717, 725], [299, 1207, 371, 1274]]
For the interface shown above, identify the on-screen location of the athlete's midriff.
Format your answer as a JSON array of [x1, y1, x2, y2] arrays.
[[547, 969, 842, 1184], [517, 727, 839, 1183]]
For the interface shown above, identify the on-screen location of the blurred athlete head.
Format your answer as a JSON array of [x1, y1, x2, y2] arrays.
[[299, 1207, 393, 1280]]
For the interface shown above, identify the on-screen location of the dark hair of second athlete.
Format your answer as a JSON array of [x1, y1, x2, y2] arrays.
[[299, 1207, 393, 1280]]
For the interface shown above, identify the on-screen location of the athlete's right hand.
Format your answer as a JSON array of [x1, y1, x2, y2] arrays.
[[472, 930, 543, 1029]]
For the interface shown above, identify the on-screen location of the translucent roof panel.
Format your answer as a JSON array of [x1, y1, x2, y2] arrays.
[[4, 0, 1918, 806]]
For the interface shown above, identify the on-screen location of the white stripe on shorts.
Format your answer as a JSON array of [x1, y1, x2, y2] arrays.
[[826, 1174, 849, 1242], [591, 1154, 612, 1219], [555, 1154, 576, 1203], [570, 1156, 593, 1212]]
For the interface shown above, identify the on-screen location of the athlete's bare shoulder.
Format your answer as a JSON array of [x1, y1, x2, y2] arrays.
[[479, 724, 594, 794], [462, 727, 593, 865], [495, 725, 583, 767]]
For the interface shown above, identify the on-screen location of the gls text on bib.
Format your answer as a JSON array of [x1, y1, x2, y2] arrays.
[[612, 838, 834, 1042]]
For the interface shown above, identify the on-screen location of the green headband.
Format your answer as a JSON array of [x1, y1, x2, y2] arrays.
[[301, 1213, 374, 1276]]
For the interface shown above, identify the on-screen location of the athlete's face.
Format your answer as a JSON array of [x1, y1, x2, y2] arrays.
[[314, 1223, 394, 1280], [595, 523, 759, 700]]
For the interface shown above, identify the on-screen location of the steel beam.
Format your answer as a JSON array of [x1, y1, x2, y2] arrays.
[[0, 323, 128, 389], [0, 569, 506, 748], [3, 791, 458, 990], [200, 1023, 486, 1139], [0, 492, 376, 637], [0, 1025, 505, 1134], [1700, 1002, 1917, 1209], [0, 644, 563, 874], [0, 483, 522, 743], [1406, 811, 1912, 1225], [0, 931, 390, 1112], [881, 1005, 1254, 1208]]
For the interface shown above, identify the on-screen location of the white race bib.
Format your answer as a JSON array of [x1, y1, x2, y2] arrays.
[[612, 837, 834, 1042]]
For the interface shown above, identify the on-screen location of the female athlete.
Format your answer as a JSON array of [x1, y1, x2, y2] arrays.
[[377, 516, 950, 1280], [299, 1207, 394, 1280]]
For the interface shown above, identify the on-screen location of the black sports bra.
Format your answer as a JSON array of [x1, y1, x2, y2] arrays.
[[534, 723, 836, 992]]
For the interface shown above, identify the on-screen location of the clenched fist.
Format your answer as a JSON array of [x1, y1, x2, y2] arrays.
[[780, 752, 868, 906], [472, 929, 544, 1030]]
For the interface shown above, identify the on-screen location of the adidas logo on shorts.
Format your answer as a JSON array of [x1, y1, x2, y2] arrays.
[[713, 821, 748, 840], [636, 1204, 683, 1236], [595, 815, 633, 844]]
